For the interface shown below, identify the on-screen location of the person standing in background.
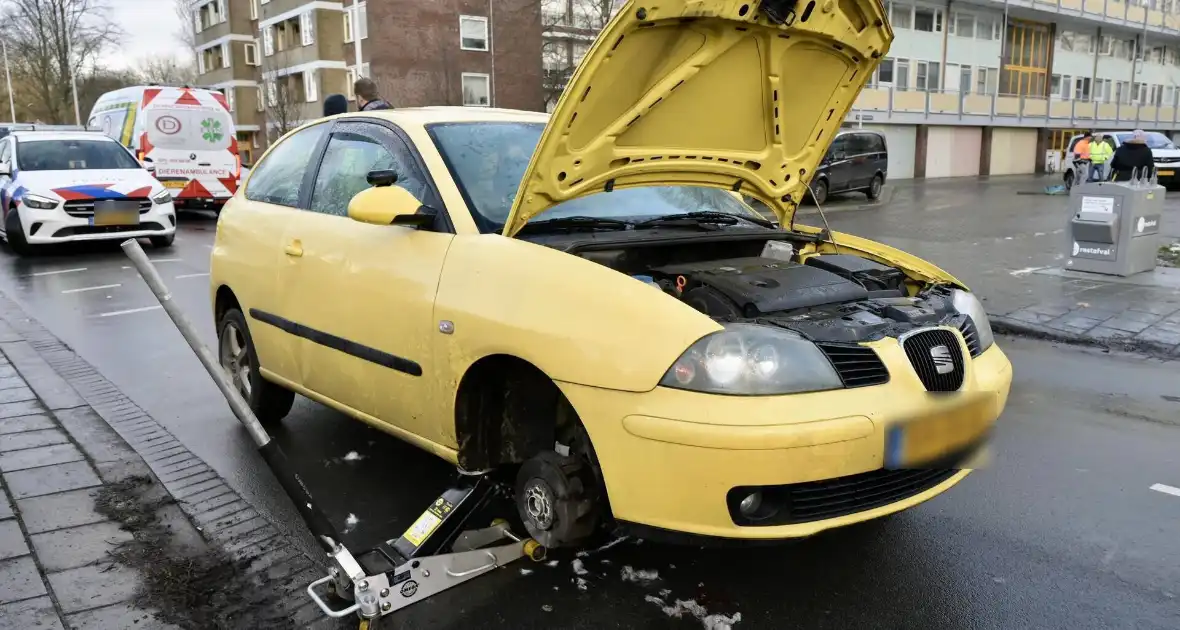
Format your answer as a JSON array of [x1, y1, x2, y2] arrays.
[[1109, 129, 1155, 182], [1089, 133, 1113, 181], [1074, 131, 1093, 162], [323, 94, 349, 117], [354, 78, 393, 111]]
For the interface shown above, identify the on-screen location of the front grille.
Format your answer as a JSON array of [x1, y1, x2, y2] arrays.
[[727, 468, 958, 525], [1155, 157, 1180, 164], [956, 318, 983, 357], [51, 222, 165, 237], [902, 328, 965, 392], [816, 343, 889, 388], [63, 198, 153, 218]]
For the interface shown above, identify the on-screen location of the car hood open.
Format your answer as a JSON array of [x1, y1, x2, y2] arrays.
[[501, 0, 892, 237]]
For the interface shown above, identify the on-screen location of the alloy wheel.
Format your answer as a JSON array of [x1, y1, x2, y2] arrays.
[[219, 321, 252, 399]]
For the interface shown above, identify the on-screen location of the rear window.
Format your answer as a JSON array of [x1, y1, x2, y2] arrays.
[[17, 139, 140, 171], [146, 106, 234, 152]]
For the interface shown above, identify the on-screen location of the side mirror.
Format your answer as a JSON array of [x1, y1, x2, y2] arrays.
[[142, 157, 155, 173], [348, 184, 436, 229]]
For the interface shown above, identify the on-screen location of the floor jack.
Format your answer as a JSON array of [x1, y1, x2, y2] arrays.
[[122, 241, 546, 629]]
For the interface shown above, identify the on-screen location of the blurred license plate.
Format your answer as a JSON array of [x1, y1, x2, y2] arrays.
[[1158, 170, 1174, 176], [92, 200, 139, 227], [885, 394, 993, 469], [162, 180, 187, 190]]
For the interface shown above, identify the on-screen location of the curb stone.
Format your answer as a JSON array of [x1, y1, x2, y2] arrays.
[[0, 291, 336, 628], [991, 315, 1180, 359]]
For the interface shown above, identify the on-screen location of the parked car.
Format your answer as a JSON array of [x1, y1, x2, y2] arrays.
[[0, 131, 176, 255], [87, 85, 241, 211], [211, 1, 1011, 549], [808, 129, 888, 204], [1062, 130, 1180, 188]]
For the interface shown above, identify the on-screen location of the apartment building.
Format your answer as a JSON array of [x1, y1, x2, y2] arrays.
[[850, 0, 1180, 180], [191, 0, 544, 157]]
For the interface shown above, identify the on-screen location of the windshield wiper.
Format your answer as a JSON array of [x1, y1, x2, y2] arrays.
[[518, 216, 635, 234], [634, 211, 776, 230]]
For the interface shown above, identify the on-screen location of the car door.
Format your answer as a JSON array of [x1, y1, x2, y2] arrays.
[[824, 136, 852, 192], [279, 120, 454, 444], [843, 133, 873, 189], [221, 121, 332, 387], [0, 139, 12, 213]]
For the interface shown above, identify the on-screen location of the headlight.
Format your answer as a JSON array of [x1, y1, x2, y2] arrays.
[[660, 323, 844, 395], [951, 289, 995, 352], [152, 190, 173, 204], [22, 194, 58, 210]]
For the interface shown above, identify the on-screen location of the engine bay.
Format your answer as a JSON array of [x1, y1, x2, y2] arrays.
[[547, 232, 971, 344]]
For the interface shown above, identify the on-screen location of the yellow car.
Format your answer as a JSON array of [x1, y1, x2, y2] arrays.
[[211, 0, 1012, 547]]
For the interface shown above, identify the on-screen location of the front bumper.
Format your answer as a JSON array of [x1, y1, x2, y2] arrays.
[[559, 337, 1013, 540], [17, 201, 177, 244]]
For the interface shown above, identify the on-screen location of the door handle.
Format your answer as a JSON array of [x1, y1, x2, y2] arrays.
[[284, 240, 303, 257]]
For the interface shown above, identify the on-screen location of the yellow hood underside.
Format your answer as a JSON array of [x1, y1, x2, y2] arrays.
[[503, 0, 892, 236]]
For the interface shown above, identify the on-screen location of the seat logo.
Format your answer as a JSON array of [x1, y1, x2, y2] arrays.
[[930, 345, 954, 375]]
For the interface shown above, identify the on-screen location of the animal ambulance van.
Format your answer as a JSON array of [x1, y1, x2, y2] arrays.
[[87, 86, 240, 211]]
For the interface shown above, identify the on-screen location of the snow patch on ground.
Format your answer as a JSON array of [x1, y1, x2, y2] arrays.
[[520, 568, 533, 576], [343, 451, 364, 461], [546, 560, 560, 568], [572, 559, 589, 576], [645, 596, 742, 630], [342, 513, 359, 533], [620, 565, 659, 583], [576, 536, 630, 558], [575, 577, 588, 591]]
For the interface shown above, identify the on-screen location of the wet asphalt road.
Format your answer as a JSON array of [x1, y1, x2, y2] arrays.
[[0, 200, 1178, 629]]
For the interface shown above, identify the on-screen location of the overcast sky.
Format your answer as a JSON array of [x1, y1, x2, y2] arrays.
[[101, 0, 190, 70]]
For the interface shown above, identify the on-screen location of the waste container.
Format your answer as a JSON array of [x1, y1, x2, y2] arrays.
[[1066, 177, 1161, 276]]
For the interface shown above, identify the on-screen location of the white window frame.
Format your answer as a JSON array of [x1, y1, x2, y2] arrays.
[[459, 15, 490, 52], [300, 11, 316, 46], [913, 6, 943, 33], [358, 4, 368, 39], [217, 0, 227, 23], [263, 26, 275, 56], [246, 42, 259, 66], [461, 72, 491, 106], [266, 80, 277, 107], [250, 0, 258, 20], [226, 88, 236, 112], [343, 9, 354, 43], [257, 86, 265, 111], [221, 42, 231, 69], [346, 67, 357, 99], [261, 0, 270, 4], [197, 50, 207, 75], [304, 70, 319, 102]]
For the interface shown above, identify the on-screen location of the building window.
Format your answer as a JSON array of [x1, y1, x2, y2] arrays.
[[960, 65, 972, 92], [300, 11, 316, 46], [221, 42, 231, 69], [344, 3, 368, 42], [975, 15, 1000, 40], [890, 4, 912, 29], [266, 81, 277, 107], [263, 26, 274, 56], [460, 16, 489, 51], [250, 0, 258, 20], [246, 42, 260, 66], [226, 88, 236, 112], [914, 61, 940, 91], [953, 13, 975, 38], [914, 7, 942, 33], [257, 86, 265, 111], [1100, 35, 1114, 56], [977, 67, 994, 95], [895, 58, 910, 90], [462, 73, 491, 106], [875, 58, 894, 85], [304, 70, 319, 102], [1074, 77, 1091, 101]]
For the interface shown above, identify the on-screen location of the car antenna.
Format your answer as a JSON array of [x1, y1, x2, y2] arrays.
[[803, 179, 840, 254]]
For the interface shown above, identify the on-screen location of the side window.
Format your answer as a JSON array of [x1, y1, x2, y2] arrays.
[[870, 134, 886, 153], [828, 137, 848, 159], [847, 133, 873, 155], [309, 122, 432, 216], [245, 123, 328, 207]]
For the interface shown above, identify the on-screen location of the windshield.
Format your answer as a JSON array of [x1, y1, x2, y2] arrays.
[[428, 122, 764, 233], [1114, 132, 1176, 150], [17, 139, 141, 171]]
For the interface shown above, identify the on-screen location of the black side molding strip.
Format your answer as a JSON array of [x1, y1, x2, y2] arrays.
[[249, 309, 423, 377]]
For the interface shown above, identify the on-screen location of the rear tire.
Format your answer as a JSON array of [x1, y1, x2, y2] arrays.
[[217, 308, 294, 426], [149, 234, 175, 249], [865, 174, 884, 200], [810, 179, 829, 205], [5, 207, 33, 257]]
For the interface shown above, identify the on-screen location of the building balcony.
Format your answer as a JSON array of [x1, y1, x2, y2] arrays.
[[850, 85, 1180, 129], [992, 0, 1180, 39]]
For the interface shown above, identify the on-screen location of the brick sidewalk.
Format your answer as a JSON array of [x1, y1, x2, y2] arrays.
[[0, 292, 336, 629]]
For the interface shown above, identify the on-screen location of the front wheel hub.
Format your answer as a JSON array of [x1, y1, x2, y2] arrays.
[[523, 481, 555, 530], [514, 451, 601, 548]]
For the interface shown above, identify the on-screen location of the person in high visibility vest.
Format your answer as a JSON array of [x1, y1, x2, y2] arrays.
[[1089, 133, 1114, 181]]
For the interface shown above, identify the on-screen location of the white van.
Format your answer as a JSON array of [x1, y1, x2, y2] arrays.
[[87, 86, 240, 211]]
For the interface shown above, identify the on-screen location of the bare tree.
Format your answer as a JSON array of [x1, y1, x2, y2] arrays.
[[0, 0, 121, 124], [175, 0, 197, 57], [136, 55, 199, 86], [540, 0, 620, 109]]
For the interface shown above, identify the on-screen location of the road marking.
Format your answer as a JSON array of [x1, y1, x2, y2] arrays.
[[1010, 266, 1049, 277], [95, 306, 162, 318], [175, 273, 209, 279], [62, 284, 121, 294], [1150, 483, 1180, 497], [149, 258, 183, 263], [30, 268, 87, 277]]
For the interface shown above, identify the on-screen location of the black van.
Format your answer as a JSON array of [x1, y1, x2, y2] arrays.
[[809, 130, 888, 204]]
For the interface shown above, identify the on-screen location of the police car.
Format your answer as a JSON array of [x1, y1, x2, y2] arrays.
[[0, 131, 177, 256]]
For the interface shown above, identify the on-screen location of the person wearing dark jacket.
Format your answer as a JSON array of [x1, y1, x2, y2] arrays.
[[323, 94, 349, 117], [354, 78, 393, 111], [1109, 129, 1156, 182]]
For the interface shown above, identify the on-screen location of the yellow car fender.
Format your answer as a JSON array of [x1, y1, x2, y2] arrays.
[[432, 234, 721, 393]]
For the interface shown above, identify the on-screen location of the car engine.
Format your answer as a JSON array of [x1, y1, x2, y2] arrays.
[[646, 254, 972, 344]]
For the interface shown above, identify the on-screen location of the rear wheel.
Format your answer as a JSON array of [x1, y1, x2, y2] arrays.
[[810, 179, 829, 205], [5, 207, 33, 257], [865, 174, 884, 200], [217, 308, 294, 426]]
